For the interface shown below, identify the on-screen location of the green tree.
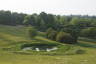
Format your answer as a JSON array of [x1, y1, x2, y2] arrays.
[[56, 31, 74, 44], [70, 17, 92, 28], [47, 30, 57, 40], [11, 12, 26, 25], [23, 15, 36, 26], [46, 28, 53, 38], [27, 27, 38, 39], [63, 24, 80, 43], [80, 27, 96, 38], [0, 10, 11, 25], [46, 28, 57, 40]]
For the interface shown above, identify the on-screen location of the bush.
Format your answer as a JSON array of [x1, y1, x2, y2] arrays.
[[47, 30, 57, 40], [56, 31, 74, 44], [46, 28, 53, 37], [46, 28, 57, 40], [65, 49, 85, 55], [75, 49, 85, 54], [27, 27, 37, 39]]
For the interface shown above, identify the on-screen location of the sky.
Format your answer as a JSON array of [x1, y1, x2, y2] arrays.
[[0, 0, 95, 15]]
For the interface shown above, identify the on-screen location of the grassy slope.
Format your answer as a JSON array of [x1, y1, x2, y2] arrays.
[[0, 25, 96, 64]]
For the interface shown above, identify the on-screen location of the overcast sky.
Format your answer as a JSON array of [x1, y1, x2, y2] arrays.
[[0, 0, 95, 15]]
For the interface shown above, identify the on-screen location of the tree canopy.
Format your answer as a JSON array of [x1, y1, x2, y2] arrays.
[[0, 10, 96, 40]]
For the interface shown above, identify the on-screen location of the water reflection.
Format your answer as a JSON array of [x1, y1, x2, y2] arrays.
[[22, 47, 58, 52]]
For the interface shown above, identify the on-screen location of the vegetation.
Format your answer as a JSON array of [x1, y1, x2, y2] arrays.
[[56, 31, 74, 44], [0, 10, 96, 64], [0, 10, 95, 31], [80, 27, 96, 39], [0, 25, 96, 64], [0, 10, 95, 42], [46, 28, 57, 40], [27, 27, 38, 39]]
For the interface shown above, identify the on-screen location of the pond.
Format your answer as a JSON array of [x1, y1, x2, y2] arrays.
[[22, 43, 58, 52], [22, 47, 58, 52]]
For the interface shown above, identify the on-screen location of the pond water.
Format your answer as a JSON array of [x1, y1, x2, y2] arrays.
[[22, 47, 58, 52]]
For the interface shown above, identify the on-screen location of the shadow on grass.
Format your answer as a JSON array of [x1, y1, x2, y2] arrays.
[[77, 42, 96, 48], [79, 37, 96, 43]]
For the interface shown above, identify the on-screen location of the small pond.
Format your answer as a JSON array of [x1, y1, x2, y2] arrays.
[[21, 43, 58, 52]]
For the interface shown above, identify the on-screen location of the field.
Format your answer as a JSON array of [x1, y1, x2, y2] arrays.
[[0, 25, 96, 64]]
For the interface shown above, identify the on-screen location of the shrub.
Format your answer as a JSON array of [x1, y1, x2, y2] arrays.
[[75, 49, 85, 54], [46, 28, 53, 38], [47, 30, 57, 40], [65, 49, 85, 55], [27, 27, 37, 39], [46, 28, 57, 40], [56, 31, 74, 44]]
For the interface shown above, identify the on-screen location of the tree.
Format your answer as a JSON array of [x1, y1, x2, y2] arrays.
[[23, 15, 36, 26], [80, 27, 96, 39], [47, 14, 55, 28], [47, 30, 57, 40], [46, 28, 57, 40], [59, 16, 70, 25], [11, 12, 26, 25], [0, 10, 11, 25], [36, 17, 46, 31], [63, 24, 80, 43], [27, 27, 38, 39], [46, 28, 53, 38], [70, 17, 92, 28], [39, 12, 56, 29], [56, 31, 74, 44]]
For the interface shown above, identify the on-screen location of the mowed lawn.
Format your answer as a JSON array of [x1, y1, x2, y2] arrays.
[[0, 25, 96, 64]]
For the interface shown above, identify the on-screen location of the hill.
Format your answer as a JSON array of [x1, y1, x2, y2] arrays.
[[0, 25, 96, 64]]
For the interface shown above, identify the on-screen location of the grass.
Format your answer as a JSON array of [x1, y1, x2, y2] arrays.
[[79, 37, 96, 43], [0, 25, 96, 64]]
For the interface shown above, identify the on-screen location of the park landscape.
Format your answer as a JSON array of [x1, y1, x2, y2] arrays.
[[0, 10, 96, 64]]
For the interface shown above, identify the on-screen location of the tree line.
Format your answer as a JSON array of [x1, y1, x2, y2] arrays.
[[0, 10, 26, 25], [0, 10, 96, 28]]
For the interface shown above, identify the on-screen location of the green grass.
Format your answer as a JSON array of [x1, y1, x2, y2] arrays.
[[79, 37, 96, 43], [0, 25, 96, 64]]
